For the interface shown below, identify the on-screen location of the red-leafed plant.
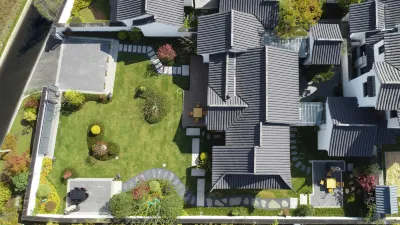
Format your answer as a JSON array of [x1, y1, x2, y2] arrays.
[[63, 171, 72, 179], [357, 174, 376, 193], [132, 184, 150, 200], [157, 44, 176, 66], [4, 153, 30, 176]]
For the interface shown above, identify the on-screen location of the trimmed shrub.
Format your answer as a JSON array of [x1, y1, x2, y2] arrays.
[[230, 207, 247, 216], [132, 184, 150, 200], [44, 201, 57, 212], [118, 31, 128, 40], [37, 184, 51, 199], [110, 192, 135, 219], [149, 181, 161, 194], [87, 122, 105, 148], [0, 183, 11, 206], [157, 44, 176, 66], [128, 27, 143, 43], [63, 91, 85, 111], [11, 172, 29, 192], [61, 168, 79, 181], [92, 141, 109, 160], [142, 90, 168, 124], [107, 141, 120, 158], [23, 108, 37, 123], [85, 156, 97, 166], [1, 134, 17, 153], [292, 205, 315, 216], [91, 125, 101, 135]]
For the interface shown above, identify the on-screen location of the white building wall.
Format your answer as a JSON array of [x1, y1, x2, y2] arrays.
[[303, 32, 314, 65], [374, 40, 385, 62], [318, 100, 333, 151], [136, 22, 191, 37], [345, 68, 381, 107], [58, 0, 74, 23]]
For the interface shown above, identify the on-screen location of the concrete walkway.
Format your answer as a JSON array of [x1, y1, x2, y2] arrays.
[[204, 195, 297, 209], [118, 43, 189, 76], [121, 168, 186, 198]]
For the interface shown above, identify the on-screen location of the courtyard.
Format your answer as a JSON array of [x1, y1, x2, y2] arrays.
[[48, 53, 191, 213]]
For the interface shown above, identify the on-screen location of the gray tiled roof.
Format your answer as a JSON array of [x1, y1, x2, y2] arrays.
[[374, 62, 400, 84], [219, 0, 279, 29], [349, 1, 376, 34], [265, 47, 299, 124], [376, 0, 386, 30], [365, 31, 385, 71], [384, 32, 400, 69], [255, 124, 291, 187], [374, 61, 400, 110], [110, 0, 184, 26], [207, 87, 248, 107], [212, 174, 290, 190], [382, 0, 400, 29], [311, 24, 342, 41], [311, 41, 342, 65], [376, 185, 398, 214], [206, 107, 246, 131], [197, 10, 264, 55], [327, 97, 387, 157]]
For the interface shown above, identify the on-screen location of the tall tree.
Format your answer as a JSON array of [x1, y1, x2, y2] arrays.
[[275, 0, 324, 38]]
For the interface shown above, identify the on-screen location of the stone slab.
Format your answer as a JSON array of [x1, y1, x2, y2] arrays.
[[186, 128, 201, 136], [123, 45, 127, 52], [300, 194, 307, 205], [295, 161, 302, 168], [191, 168, 205, 176], [290, 198, 298, 209], [119, 44, 123, 51], [290, 145, 297, 149], [142, 46, 148, 53], [291, 151, 298, 155], [137, 45, 142, 53], [196, 179, 205, 207], [128, 45, 132, 52], [177, 66, 182, 74], [182, 65, 189, 76], [132, 45, 137, 52]]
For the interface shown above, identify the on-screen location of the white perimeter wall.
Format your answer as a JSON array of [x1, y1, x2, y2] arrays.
[[318, 100, 333, 151], [58, 0, 74, 23], [136, 22, 192, 37], [346, 68, 380, 107]]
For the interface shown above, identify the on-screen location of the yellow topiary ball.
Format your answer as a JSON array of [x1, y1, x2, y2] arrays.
[[91, 125, 101, 135]]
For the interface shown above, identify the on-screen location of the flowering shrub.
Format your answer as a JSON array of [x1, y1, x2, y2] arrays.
[[157, 44, 176, 66], [357, 174, 376, 193], [35, 158, 60, 214], [91, 125, 101, 135], [41, 158, 53, 177], [61, 168, 79, 181], [132, 184, 150, 200]]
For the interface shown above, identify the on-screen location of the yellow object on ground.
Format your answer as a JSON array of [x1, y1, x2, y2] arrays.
[[326, 178, 336, 189]]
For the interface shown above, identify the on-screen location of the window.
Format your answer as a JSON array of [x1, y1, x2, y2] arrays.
[[363, 82, 368, 97], [379, 45, 385, 54], [391, 110, 398, 118]]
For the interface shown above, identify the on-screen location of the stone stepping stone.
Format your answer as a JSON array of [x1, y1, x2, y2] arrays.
[[155, 62, 163, 69], [307, 166, 311, 175], [172, 67, 177, 74], [290, 139, 296, 144], [177, 67, 182, 74], [290, 133, 296, 138], [119, 44, 123, 51], [137, 45, 142, 53], [215, 199, 224, 206], [148, 51, 155, 58], [301, 164, 306, 171], [206, 198, 212, 206], [290, 145, 297, 149], [291, 151, 298, 156], [229, 197, 242, 206], [132, 45, 137, 52], [182, 65, 189, 76], [147, 46, 153, 53], [128, 45, 132, 52], [123, 45, 127, 52], [295, 161, 302, 168], [190, 195, 195, 205], [261, 199, 267, 208], [157, 67, 164, 73], [291, 156, 299, 162]]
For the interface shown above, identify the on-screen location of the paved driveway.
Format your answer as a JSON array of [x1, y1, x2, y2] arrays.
[[58, 38, 111, 93]]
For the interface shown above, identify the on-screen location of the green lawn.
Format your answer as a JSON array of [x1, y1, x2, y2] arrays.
[[1, 97, 34, 170], [77, 0, 110, 22], [48, 53, 191, 212]]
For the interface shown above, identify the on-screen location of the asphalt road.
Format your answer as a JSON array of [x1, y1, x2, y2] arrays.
[[0, 5, 51, 143]]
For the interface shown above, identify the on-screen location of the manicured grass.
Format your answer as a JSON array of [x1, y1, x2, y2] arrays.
[[48, 53, 191, 213], [1, 97, 34, 170], [0, 0, 27, 57], [77, 0, 110, 22]]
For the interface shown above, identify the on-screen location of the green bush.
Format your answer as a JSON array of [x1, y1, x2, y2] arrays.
[[107, 141, 120, 158], [44, 201, 57, 212], [118, 31, 128, 40], [314, 208, 345, 217], [36, 184, 51, 199], [86, 156, 97, 166], [23, 108, 37, 123], [87, 122, 105, 148], [63, 91, 85, 112], [141, 90, 168, 124], [91, 125, 101, 135], [11, 172, 29, 192], [0, 183, 11, 208], [109, 192, 135, 219], [129, 27, 143, 43], [158, 191, 184, 223], [149, 181, 161, 194], [230, 207, 247, 216], [184, 207, 282, 216], [71, 0, 92, 16], [292, 205, 315, 216]]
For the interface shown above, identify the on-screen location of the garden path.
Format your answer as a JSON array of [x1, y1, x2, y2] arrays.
[[118, 43, 189, 76]]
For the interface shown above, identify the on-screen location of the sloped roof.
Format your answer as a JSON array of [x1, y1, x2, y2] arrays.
[[219, 0, 279, 29], [384, 32, 400, 69], [310, 24, 342, 65], [197, 10, 264, 55], [349, 0, 400, 34], [326, 97, 390, 157], [365, 31, 386, 71], [376, 185, 398, 214], [349, 1, 377, 34], [110, 0, 184, 26]]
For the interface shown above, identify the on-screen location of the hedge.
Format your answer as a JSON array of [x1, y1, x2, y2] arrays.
[[314, 208, 345, 217]]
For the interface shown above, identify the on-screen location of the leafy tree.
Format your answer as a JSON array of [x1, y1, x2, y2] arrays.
[[312, 65, 335, 83], [4, 153, 30, 176], [338, 0, 362, 13], [11, 172, 29, 192], [292, 205, 315, 216], [109, 192, 135, 219], [357, 174, 377, 193], [366, 163, 381, 176], [0, 183, 11, 212], [1, 134, 17, 153], [275, 0, 323, 38]]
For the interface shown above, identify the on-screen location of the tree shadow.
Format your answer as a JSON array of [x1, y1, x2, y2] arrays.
[[117, 53, 149, 66], [88, 0, 110, 20], [172, 76, 189, 90]]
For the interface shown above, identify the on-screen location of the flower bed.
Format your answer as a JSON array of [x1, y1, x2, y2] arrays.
[[385, 151, 400, 196]]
